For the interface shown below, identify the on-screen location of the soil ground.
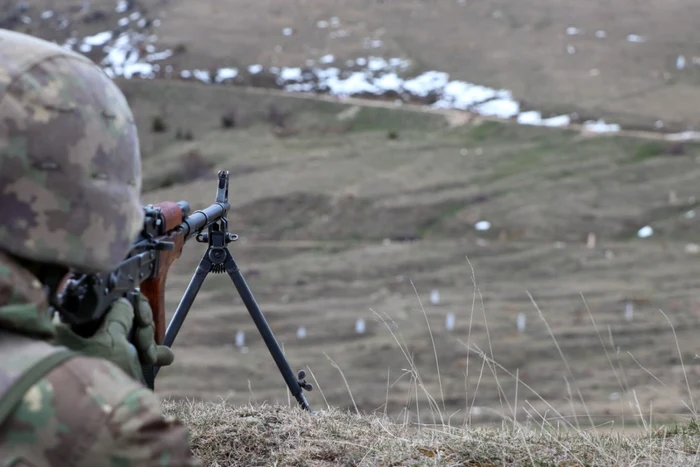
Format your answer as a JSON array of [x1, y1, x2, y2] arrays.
[[6, 0, 700, 429], [8, 0, 700, 130], [117, 78, 700, 427]]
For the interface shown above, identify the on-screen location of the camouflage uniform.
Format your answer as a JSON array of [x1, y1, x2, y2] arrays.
[[0, 29, 200, 465]]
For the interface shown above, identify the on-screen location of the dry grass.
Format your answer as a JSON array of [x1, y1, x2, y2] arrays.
[[163, 400, 700, 466], [163, 277, 700, 466], [158, 227, 700, 465], [157, 234, 700, 464]]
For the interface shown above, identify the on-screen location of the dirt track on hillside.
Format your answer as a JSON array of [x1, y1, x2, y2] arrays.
[[150, 77, 700, 142]]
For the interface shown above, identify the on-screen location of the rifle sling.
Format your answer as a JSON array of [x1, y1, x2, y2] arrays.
[[0, 330, 76, 427]]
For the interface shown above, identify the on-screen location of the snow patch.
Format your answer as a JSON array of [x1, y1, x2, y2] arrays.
[[215, 68, 239, 83]]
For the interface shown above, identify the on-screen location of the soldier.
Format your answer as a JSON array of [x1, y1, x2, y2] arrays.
[[0, 29, 200, 465]]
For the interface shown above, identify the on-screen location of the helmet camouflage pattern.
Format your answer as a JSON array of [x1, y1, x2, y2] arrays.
[[0, 29, 144, 273]]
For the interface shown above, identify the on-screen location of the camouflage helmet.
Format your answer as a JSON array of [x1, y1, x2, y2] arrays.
[[0, 29, 143, 273]]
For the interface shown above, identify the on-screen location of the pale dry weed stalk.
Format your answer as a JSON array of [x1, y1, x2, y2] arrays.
[[659, 308, 697, 416], [369, 307, 445, 424], [528, 290, 595, 430], [324, 352, 359, 415], [305, 365, 330, 410], [466, 255, 513, 422], [409, 278, 446, 416]]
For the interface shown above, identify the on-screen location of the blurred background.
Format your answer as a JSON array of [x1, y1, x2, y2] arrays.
[[7, 0, 700, 429]]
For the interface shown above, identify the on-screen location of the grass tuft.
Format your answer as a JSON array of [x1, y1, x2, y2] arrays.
[[164, 400, 700, 466]]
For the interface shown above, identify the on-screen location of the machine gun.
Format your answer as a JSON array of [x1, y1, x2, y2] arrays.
[[53, 170, 313, 411]]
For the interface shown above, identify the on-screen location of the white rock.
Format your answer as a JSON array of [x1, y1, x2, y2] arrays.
[[475, 221, 491, 231], [445, 312, 455, 331], [677, 56, 686, 70], [624, 302, 634, 321], [637, 226, 653, 238], [235, 330, 245, 347]]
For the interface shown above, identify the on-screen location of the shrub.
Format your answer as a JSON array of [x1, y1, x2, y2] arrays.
[[151, 116, 168, 133], [221, 111, 236, 129], [267, 104, 288, 128], [633, 142, 665, 161], [175, 128, 194, 140]]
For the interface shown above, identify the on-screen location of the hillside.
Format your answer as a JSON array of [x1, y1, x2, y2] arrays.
[[6, 0, 700, 134], [101, 77, 700, 430], [5, 0, 700, 461]]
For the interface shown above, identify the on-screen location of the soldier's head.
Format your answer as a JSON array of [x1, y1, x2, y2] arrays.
[[0, 30, 144, 280]]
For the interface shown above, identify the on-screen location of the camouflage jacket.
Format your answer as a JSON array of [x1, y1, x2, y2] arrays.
[[0, 252, 201, 466]]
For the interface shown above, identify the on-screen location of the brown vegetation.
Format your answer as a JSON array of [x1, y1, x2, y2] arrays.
[[166, 401, 700, 466]]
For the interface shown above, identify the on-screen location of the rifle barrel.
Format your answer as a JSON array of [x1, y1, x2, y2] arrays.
[[180, 201, 231, 240]]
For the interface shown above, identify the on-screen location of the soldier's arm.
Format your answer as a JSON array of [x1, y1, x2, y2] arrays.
[[66, 356, 201, 467], [0, 355, 200, 466], [94, 385, 201, 467]]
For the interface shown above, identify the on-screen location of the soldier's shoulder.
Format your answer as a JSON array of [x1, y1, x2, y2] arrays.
[[0, 355, 199, 466]]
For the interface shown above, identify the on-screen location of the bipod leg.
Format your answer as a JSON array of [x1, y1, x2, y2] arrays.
[[222, 248, 313, 412], [152, 248, 213, 379]]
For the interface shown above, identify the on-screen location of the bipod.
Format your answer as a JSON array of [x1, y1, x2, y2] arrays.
[[152, 215, 313, 412]]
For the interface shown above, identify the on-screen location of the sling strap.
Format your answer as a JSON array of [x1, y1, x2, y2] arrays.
[[0, 329, 76, 427]]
